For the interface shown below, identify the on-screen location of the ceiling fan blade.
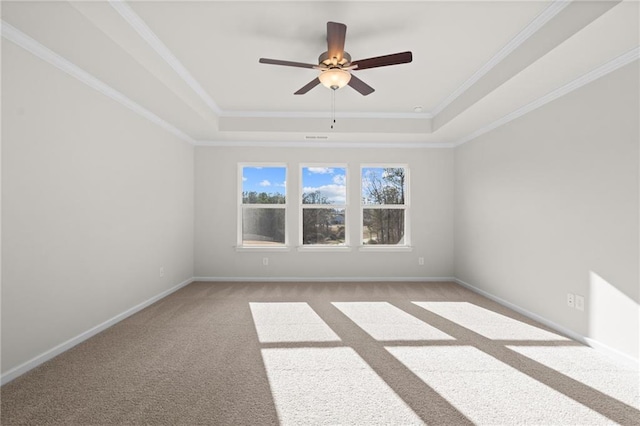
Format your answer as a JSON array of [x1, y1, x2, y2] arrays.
[[259, 58, 317, 69], [351, 51, 413, 70], [348, 74, 375, 96], [326, 22, 347, 62], [294, 78, 321, 95]]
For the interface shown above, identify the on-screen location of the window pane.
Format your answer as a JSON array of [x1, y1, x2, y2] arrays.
[[303, 208, 346, 245], [242, 208, 285, 245], [363, 209, 405, 245], [242, 166, 286, 204], [302, 167, 346, 204], [361, 167, 406, 205]]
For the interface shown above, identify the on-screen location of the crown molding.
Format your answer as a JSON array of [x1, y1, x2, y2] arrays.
[[1, 21, 196, 145], [220, 110, 433, 120], [108, 0, 222, 115], [453, 47, 640, 147], [431, 0, 570, 117], [195, 140, 454, 149]]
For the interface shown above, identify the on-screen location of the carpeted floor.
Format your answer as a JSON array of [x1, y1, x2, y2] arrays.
[[2, 281, 639, 425]]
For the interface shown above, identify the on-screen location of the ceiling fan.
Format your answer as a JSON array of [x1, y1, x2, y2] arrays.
[[259, 21, 412, 96]]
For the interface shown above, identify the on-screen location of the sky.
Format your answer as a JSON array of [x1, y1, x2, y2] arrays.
[[302, 167, 346, 204], [242, 167, 287, 196], [242, 166, 346, 204], [242, 166, 401, 204]]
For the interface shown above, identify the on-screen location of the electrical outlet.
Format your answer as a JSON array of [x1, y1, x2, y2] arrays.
[[159, 267, 165, 278], [262, 257, 269, 266], [567, 293, 575, 308], [575, 295, 585, 311], [418, 257, 424, 265]]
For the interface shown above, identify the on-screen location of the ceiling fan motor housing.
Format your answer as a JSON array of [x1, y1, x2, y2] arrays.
[[319, 51, 351, 67]]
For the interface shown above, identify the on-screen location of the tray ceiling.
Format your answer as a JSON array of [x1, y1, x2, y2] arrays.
[[2, 1, 638, 145]]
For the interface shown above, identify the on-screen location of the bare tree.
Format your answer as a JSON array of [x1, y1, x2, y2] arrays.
[[363, 168, 405, 244], [302, 191, 344, 244]]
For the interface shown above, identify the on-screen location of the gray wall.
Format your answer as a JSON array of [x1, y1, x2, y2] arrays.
[[1, 41, 195, 374], [454, 62, 639, 361], [195, 146, 455, 280], [2, 32, 637, 378]]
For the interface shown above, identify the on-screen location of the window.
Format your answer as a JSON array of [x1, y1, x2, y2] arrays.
[[239, 165, 287, 247], [361, 166, 409, 246], [301, 166, 347, 246]]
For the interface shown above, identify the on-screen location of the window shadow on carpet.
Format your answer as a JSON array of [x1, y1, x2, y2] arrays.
[[2, 281, 638, 425]]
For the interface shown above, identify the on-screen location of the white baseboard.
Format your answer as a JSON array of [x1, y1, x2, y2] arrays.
[[1, 277, 194, 385], [453, 277, 640, 370], [193, 276, 456, 282], [8, 276, 633, 386], [583, 337, 640, 371]]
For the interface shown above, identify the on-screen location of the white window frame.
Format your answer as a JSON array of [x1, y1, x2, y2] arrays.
[[237, 163, 289, 251], [298, 164, 350, 251], [359, 164, 412, 252]]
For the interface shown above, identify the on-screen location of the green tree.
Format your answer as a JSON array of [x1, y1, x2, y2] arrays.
[[242, 191, 286, 204]]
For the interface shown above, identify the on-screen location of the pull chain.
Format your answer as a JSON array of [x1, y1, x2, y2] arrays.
[[331, 89, 336, 129]]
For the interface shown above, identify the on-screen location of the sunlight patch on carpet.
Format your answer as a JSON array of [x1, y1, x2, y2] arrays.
[[387, 346, 611, 425], [261, 347, 423, 425], [250, 302, 341, 343], [332, 302, 455, 341], [413, 301, 569, 340], [508, 345, 640, 408]]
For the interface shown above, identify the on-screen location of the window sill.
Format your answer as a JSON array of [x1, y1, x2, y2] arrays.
[[358, 246, 413, 252], [297, 246, 353, 252], [235, 246, 291, 252]]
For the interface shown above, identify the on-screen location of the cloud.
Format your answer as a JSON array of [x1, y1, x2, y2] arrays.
[[303, 184, 346, 204], [242, 177, 247, 181], [259, 180, 271, 187], [332, 174, 345, 185], [275, 180, 286, 187], [307, 167, 334, 174]]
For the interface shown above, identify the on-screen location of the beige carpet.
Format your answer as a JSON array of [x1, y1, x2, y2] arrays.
[[2, 281, 639, 425]]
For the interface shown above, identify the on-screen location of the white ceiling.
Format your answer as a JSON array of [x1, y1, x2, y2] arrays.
[[2, 1, 638, 146]]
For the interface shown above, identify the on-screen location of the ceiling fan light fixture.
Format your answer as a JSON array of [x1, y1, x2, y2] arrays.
[[319, 68, 351, 90]]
